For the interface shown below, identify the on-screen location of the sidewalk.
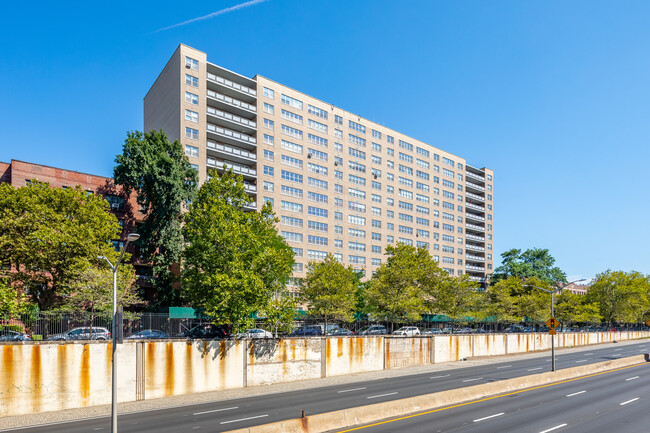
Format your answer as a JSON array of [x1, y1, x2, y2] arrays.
[[0, 338, 644, 430]]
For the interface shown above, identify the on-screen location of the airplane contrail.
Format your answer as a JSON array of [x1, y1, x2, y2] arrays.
[[155, 0, 270, 32]]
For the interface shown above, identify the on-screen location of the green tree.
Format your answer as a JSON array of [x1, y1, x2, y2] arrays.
[[113, 130, 198, 307], [182, 168, 293, 331], [433, 274, 481, 321], [300, 254, 358, 328], [484, 276, 551, 323], [0, 181, 122, 310], [483, 277, 520, 322], [0, 278, 28, 314], [555, 292, 602, 324], [491, 248, 566, 285], [260, 291, 298, 337], [366, 244, 443, 328], [586, 270, 650, 324]]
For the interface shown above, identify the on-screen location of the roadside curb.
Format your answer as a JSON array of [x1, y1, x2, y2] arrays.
[[224, 353, 650, 433]]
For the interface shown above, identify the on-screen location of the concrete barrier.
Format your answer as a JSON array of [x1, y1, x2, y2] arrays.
[[1, 331, 648, 417], [225, 354, 650, 433]]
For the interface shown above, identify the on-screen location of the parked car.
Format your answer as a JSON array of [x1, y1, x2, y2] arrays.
[[358, 325, 388, 335], [46, 327, 110, 341], [237, 328, 273, 339], [0, 330, 32, 341], [126, 329, 169, 339], [328, 328, 354, 336], [183, 324, 228, 339], [422, 328, 444, 335], [393, 326, 421, 336], [290, 325, 322, 336]]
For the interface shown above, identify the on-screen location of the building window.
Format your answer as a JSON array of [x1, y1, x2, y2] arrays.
[[263, 149, 274, 161], [263, 103, 274, 114], [185, 74, 198, 88], [308, 104, 328, 119], [185, 91, 198, 105], [185, 127, 198, 140], [263, 87, 274, 99], [185, 109, 199, 123], [185, 56, 199, 70], [263, 166, 274, 176], [263, 181, 274, 192], [334, 115, 343, 125], [281, 94, 303, 110], [184, 144, 199, 158], [263, 134, 274, 145], [264, 118, 274, 130]]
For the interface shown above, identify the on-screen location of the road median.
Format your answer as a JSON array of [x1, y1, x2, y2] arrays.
[[224, 353, 650, 433]]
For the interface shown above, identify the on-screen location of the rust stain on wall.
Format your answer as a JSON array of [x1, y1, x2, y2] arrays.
[[164, 342, 175, 396], [385, 339, 390, 369], [280, 340, 288, 363], [337, 337, 343, 358], [219, 340, 226, 388], [146, 342, 155, 392], [185, 342, 193, 394], [290, 339, 296, 361], [2, 345, 14, 401], [30, 345, 42, 412], [79, 344, 90, 407], [57, 344, 68, 408]]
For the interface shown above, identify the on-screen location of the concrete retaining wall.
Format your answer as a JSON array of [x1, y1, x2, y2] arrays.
[[1, 331, 648, 417]]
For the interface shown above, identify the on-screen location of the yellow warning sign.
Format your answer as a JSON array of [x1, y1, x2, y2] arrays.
[[545, 317, 559, 329], [646, 320, 650, 327], [549, 329, 557, 335]]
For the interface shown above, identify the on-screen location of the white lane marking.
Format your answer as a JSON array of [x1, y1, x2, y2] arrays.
[[462, 378, 483, 382], [193, 406, 238, 416], [566, 390, 586, 397], [612, 354, 622, 357], [620, 398, 639, 406], [192, 427, 200, 430], [93, 429, 103, 431], [338, 387, 367, 393], [220, 414, 268, 424], [539, 424, 567, 433], [497, 365, 512, 369], [430, 374, 451, 379], [528, 367, 543, 371], [585, 353, 594, 356], [626, 376, 640, 381], [473, 412, 505, 422], [367, 392, 398, 399], [575, 360, 587, 363], [615, 348, 622, 351]]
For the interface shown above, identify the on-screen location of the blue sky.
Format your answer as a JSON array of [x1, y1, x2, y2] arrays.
[[1, 1, 649, 279]]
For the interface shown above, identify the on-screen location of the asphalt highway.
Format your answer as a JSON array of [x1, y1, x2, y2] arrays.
[[5, 341, 649, 433], [337, 360, 650, 433]]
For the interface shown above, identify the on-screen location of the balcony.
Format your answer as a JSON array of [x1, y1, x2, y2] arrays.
[[207, 89, 256, 115], [466, 171, 485, 182], [465, 244, 485, 252], [466, 202, 485, 212], [465, 212, 485, 222], [206, 106, 256, 133], [466, 254, 485, 262], [469, 276, 486, 283], [465, 181, 486, 192], [466, 192, 485, 202], [244, 201, 258, 211], [466, 264, 485, 272], [206, 157, 257, 178], [466, 233, 485, 242], [207, 123, 256, 149], [207, 72, 256, 98], [206, 140, 256, 164], [466, 223, 485, 232], [244, 183, 257, 193]]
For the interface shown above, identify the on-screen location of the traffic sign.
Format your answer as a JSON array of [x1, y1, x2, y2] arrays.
[[549, 329, 557, 335], [646, 320, 650, 327], [545, 317, 559, 329]]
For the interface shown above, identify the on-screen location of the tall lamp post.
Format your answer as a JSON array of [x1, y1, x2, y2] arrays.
[[523, 278, 586, 372], [98, 232, 140, 433]]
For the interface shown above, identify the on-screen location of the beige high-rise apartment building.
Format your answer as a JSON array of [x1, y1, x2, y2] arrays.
[[145, 44, 494, 287]]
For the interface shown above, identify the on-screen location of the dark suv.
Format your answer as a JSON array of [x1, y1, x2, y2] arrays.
[[184, 324, 228, 339], [290, 325, 323, 336]]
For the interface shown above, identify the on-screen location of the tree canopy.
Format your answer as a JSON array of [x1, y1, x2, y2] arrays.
[[0, 181, 122, 310], [586, 270, 650, 324], [491, 248, 566, 285], [114, 130, 198, 307], [182, 168, 294, 330], [300, 253, 359, 325]]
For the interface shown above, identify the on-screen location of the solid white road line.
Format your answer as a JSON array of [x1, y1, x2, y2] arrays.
[[585, 353, 594, 356], [497, 365, 512, 369], [625, 376, 640, 381], [462, 378, 483, 382], [615, 348, 622, 351], [430, 374, 451, 379], [337, 387, 367, 393], [539, 424, 567, 433], [193, 407, 238, 416], [575, 360, 587, 363], [220, 414, 268, 425], [473, 412, 505, 422], [566, 390, 586, 397], [528, 367, 543, 371], [367, 392, 398, 399], [620, 398, 639, 406]]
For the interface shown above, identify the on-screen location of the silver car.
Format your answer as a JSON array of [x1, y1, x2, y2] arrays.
[[46, 327, 111, 341]]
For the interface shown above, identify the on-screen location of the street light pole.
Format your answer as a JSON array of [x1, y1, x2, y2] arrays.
[[523, 278, 586, 372], [98, 233, 140, 433]]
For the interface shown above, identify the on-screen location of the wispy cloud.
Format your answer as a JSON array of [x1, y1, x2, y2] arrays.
[[155, 0, 270, 32]]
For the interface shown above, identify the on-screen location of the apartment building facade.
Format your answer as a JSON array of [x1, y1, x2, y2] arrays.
[[144, 44, 494, 286]]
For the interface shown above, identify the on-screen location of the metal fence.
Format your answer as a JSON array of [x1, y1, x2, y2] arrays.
[[1, 311, 647, 340]]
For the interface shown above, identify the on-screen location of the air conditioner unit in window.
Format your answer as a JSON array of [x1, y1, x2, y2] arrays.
[[111, 203, 120, 209], [185, 64, 191, 69], [307, 153, 312, 158], [333, 161, 338, 166]]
